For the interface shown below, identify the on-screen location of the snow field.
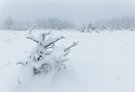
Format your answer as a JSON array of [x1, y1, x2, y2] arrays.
[[0, 30, 135, 92]]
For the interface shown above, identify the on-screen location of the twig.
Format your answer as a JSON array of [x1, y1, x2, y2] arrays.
[[29, 24, 36, 35], [16, 61, 28, 65], [41, 31, 52, 41], [26, 36, 65, 49], [26, 36, 39, 43], [64, 41, 79, 52], [44, 36, 65, 48]]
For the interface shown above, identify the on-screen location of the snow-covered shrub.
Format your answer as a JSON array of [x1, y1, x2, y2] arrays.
[[17, 25, 78, 83], [79, 23, 98, 33]]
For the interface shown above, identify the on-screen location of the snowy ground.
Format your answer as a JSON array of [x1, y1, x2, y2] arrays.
[[0, 30, 135, 92]]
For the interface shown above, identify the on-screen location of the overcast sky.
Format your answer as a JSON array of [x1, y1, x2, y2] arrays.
[[0, 0, 135, 26]]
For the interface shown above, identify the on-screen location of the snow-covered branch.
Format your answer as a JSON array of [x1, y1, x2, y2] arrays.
[[26, 36, 40, 43], [64, 41, 79, 52], [44, 36, 65, 48], [16, 61, 28, 65], [29, 24, 36, 35], [40, 31, 51, 41], [26, 36, 65, 49]]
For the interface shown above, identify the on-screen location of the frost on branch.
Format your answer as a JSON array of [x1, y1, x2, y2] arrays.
[[17, 27, 78, 80]]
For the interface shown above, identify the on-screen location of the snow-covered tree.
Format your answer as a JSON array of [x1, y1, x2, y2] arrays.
[[4, 16, 14, 30], [17, 25, 78, 83]]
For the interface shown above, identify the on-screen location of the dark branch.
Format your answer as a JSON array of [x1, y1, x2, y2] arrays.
[[41, 31, 51, 41], [26, 37, 39, 43]]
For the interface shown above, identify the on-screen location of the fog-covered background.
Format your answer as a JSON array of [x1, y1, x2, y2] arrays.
[[0, 0, 135, 30]]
